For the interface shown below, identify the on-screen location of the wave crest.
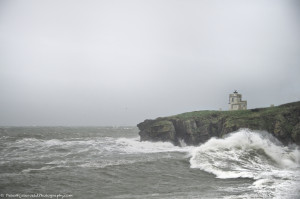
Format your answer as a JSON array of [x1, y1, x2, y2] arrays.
[[190, 129, 300, 198], [190, 129, 300, 179]]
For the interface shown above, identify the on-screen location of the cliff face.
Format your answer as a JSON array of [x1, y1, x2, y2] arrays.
[[137, 101, 300, 146]]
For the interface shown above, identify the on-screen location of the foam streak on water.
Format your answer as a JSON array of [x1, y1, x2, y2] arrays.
[[190, 129, 300, 199], [1, 127, 299, 199]]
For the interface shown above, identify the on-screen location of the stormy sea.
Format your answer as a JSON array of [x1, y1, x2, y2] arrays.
[[0, 127, 299, 199]]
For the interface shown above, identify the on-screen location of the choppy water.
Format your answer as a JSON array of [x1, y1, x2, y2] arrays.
[[0, 127, 299, 199]]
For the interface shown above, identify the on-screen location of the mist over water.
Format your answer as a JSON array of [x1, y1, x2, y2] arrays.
[[1, 0, 300, 126], [0, 127, 299, 198], [1, 1, 300, 197]]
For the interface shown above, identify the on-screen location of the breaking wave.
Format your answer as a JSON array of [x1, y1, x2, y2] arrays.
[[2, 135, 194, 172], [1, 127, 300, 198], [114, 137, 194, 154], [190, 129, 300, 198]]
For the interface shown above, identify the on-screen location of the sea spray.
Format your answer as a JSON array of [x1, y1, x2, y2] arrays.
[[1, 127, 299, 198], [189, 129, 300, 198], [114, 137, 194, 154]]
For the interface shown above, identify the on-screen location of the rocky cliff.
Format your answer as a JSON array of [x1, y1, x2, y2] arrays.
[[137, 101, 300, 146]]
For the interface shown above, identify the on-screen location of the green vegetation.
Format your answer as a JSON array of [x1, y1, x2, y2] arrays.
[[138, 101, 300, 145]]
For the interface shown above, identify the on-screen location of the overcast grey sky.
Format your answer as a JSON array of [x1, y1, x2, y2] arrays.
[[0, 0, 300, 126]]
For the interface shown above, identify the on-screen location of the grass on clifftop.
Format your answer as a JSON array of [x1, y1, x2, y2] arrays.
[[165, 101, 300, 121]]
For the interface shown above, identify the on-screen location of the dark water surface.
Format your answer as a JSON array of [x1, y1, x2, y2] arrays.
[[0, 127, 299, 199]]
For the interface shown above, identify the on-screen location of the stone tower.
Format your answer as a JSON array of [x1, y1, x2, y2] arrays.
[[229, 90, 247, 110]]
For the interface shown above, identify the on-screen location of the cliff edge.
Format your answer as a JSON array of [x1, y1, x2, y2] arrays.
[[137, 101, 300, 146]]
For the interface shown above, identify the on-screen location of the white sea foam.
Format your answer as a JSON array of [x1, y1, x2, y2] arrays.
[[10, 136, 193, 155], [76, 137, 195, 168], [8, 135, 195, 171], [189, 129, 300, 198], [113, 137, 195, 154], [78, 159, 141, 168], [22, 165, 66, 173]]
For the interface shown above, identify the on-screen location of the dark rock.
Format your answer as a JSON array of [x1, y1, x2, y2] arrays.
[[137, 101, 300, 146]]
